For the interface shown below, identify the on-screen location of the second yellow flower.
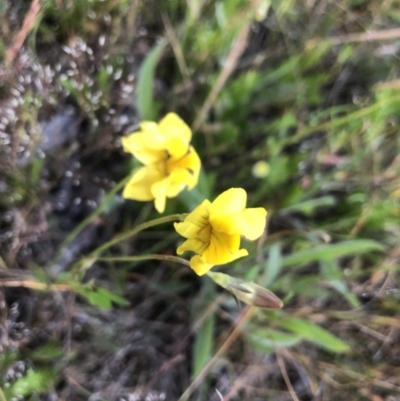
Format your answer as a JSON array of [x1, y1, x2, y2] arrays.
[[121, 113, 201, 213]]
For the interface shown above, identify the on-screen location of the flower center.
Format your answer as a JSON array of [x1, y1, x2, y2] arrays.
[[155, 153, 169, 176], [197, 224, 212, 243]]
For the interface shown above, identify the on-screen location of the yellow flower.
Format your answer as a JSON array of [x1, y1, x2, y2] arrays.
[[122, 113, 201, 213], [174, 188, 267, 276]]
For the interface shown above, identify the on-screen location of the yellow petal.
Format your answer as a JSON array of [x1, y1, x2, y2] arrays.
[[165, 169, 192, 197], [208, 188, 247, 235], [167, 146, 201, 190], [166, 135, 190, 159], [209, 213, 245, 235], [151, 169, 196, 213], [138, 122, 168, 145], [159, 113, 192, 159], [151, 178, 169, 213], [159, 113, 192, 142], [174, 200, 211, 238], [186, 149, 201, 190], [202, 231, 248, 265], [241, 208, 267, 240], [210, 207, 267, 238], [190, 255, 214, 276], [153, 194, 165, 213], [122, 133, 166, 165], [151, 174, 193, 212], [177, 238, 209, 255], [209, 188, 246, 217], [122, 167, 164, 201]]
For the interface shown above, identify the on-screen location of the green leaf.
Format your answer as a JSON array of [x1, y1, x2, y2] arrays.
[[179, 186, 206, 211], [97, 65, 110, 93], [281, 196, 336, 216], [30, 344, 65, 361], [267, 312, 349, 352], [281, 240, 384, 268], [72, 283, 130, 309], [136, 40, 166, 120], [321, 260, 361, 308], [5, 369, 53, 397], [327, 278, 361, 308], [263, 243, 282, 287], [192, 280, 215, 377], [192, 310, 215, 377], [248, 327, 302, 352], [30, 157, 45, 186]]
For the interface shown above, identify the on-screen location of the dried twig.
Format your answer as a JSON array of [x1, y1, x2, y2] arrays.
[[162, 13, 191, 88], [6, 0, 42, 67], [308, 28, 400, 47], [178, 306, 255, 401], [276, 351, 301, 401], [192, 22, 251, 132], [0, 279, 71, 292]]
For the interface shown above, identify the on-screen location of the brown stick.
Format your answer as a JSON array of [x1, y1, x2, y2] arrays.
[[192, 22, 251, 132], [177, 306, 255, 401], [308, 28, 400, 47], [6, 0, 42, 67], [0, 280, 71, 292]]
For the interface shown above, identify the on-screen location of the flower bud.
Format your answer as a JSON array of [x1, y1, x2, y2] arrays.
[[207, 271, 283, 309]]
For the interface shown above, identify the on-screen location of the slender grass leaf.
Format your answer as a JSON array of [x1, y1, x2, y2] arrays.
[[281, 316, 349, 352], [328, 279, 361, 308], [192, 279, 216, 377], [281, 196, 336, 216], [245, 263, 261, 281], [321, 260, 361, 308], [281, 240, 384, 268], [136, 40, 166, 120], [263, 243, 282, 287], [30, 157, 45, 186], [192, 310, 215, 377], [179, 186, 206, 210], [267, 312, 349, 352], [247, 327, 302, 352], [71, 283, 130, 309]]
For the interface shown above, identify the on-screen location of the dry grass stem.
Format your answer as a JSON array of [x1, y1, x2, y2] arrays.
[[162, 13, 191, 87], [178, 306, 255, 401], [5, 0, 42, 67], [308, 27, 400, 47], [276, 351, 301, 401], [192, 22, 251, 132], [0, 280, 71, 292]]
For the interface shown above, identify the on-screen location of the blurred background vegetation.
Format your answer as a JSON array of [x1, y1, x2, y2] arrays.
[[1, 0, 400, 399]]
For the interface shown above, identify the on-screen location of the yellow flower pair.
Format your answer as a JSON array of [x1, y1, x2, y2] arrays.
[[122, 113, 267, 276]]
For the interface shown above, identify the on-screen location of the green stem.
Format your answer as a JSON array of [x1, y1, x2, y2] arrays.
[[97, 254, 190, 267], [53, 174, 132, 265], [91, 214, 184, 257], [285, 94, 400, 146], [71, 214, 185, 273]]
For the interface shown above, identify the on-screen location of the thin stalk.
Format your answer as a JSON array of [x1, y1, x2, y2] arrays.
[[178, 306, 255, 401], [53, 174, 132, 265], [71, 214, 184, 273], [91, 214, 183, 257], [97, 254, 190, 267], [285, 94, 400, 146]]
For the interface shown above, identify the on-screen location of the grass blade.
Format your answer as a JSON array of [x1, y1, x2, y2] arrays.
[[136, 40, 166, 120], [281, 240, 384, 268]]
